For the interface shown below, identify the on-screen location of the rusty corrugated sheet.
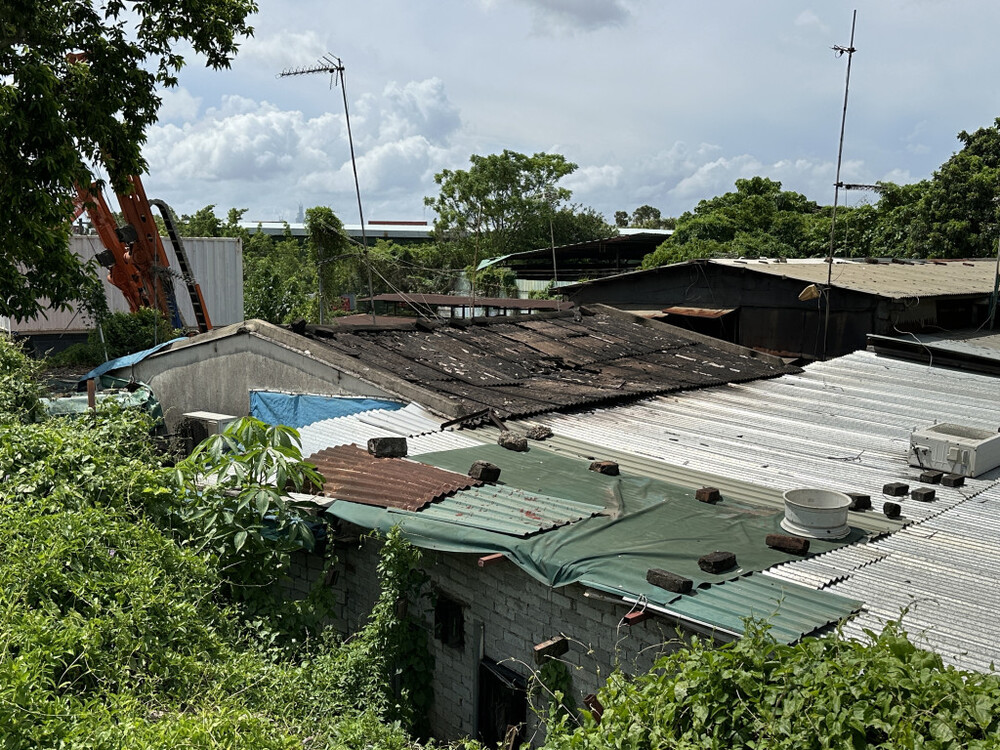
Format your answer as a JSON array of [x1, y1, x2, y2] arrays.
[[306, 444, 482, 511], [663, 306, 737, 319]]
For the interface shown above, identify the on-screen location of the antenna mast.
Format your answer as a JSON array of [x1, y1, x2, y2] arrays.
[[280, 55, 376, 324], [824, 10, 858, 360]]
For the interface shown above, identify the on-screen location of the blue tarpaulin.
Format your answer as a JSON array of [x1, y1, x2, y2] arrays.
[[249, 391, 403, 429], [81, 337, 187, 383]]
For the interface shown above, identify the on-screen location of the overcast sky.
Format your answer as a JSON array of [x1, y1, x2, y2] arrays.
[[138, 1, 1000, 227]]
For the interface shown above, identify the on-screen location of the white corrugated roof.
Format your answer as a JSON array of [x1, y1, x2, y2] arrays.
[[298, 402, 484, 458], [529, 351, 1000, 524], [495, 350, 1000, 670]]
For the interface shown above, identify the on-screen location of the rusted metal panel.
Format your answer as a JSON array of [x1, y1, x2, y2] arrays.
[[306, 444, 482, 511], [663, 306, 737, 319]]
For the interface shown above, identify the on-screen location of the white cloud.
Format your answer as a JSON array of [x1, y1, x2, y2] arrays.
[[564, 163, 623, 194], [143, 77, 465, 219], [793, 10, 825, 30], [157, 87, 201, 122], [239, 30, 329, 70], [669, 155, 764, 202]]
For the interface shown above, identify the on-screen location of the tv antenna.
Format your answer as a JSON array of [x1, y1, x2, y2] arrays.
[[823, 10, 858, 360], [280, 55, 375, 324]]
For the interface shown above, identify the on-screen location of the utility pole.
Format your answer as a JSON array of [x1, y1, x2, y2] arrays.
[[824, 9, 858, 360], [280, 55, 376, 324]]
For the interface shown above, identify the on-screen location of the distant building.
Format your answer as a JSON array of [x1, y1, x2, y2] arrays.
[[476, 230, 672, 296], [238, 219, 433, 245], [563, 257, 999, 360]]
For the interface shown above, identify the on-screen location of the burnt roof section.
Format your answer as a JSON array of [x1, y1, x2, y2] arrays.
[[306, 444, 483, 511], [299, 307, 798, 419]]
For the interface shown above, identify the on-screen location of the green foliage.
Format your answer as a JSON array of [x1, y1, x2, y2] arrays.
[[533, 659, 577, 722], [167, 417, 331, 634], [94, 308, 181, 358], [617, 205, 675, 230], [425, 150, 579, 260], [0, 334, 43, 423], [0, 394, 438, 748], [469, 265, 519, 298], [306, 206, 354, 320], [908, 119, 1000, 258], [541, 619, 1000, 750], [243, 229, 319, 324], [642, 177, 824, 268], [0, 0, 257, 321]]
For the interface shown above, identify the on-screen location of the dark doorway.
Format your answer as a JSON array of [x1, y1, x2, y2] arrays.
[[477, 658, 527, 747]]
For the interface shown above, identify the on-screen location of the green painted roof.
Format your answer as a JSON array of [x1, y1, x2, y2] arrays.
[[325, 443, 861, 642]]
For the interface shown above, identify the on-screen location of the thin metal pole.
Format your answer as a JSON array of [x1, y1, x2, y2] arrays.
[[337, 66, 377, 325], [824, 9, 857, 360], [991, 210, 1000, 329], [279, 56, 376, 324]]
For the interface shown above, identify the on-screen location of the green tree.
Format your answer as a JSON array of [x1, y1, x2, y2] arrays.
[[306, 206, 354, 320], [243, 230, 317, 324], [424, 150, 578, 261], [642, 177, 824, 267], [1, 0, 257, 322], [910, 119, 1000, 258]]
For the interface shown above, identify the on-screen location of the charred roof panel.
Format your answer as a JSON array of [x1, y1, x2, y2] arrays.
[[300, 309, 797, 419]]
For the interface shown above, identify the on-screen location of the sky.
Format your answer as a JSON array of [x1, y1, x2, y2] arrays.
[[138, 1, 1000, 227]]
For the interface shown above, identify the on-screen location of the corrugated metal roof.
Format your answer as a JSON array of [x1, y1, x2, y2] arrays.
[[12, 235, 243, 333], [297, 403, 483, 458], [306, 444, 482, 511], [509, 351, 1000, 532], [766, 481, 1000, 672], [299, 309, 797, 419], [710, 257, 997, 299], [623, 573, 862, 644], [403, 484, 601, 537]]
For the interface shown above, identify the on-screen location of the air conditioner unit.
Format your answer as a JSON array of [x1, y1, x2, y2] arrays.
[[908, 423, 1000, 478], [180, 411, 239, 451]]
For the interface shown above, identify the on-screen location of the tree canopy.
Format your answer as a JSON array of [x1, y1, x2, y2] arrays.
[[642, 177, 826, 267], [0, 0, 257, 321], [424, 149, 612, 262]]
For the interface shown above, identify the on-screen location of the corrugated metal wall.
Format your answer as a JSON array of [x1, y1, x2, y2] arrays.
[[12, 235, 243, 334]]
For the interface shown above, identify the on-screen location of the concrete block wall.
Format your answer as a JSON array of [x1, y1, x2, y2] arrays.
[[287, 525, 691, 745]]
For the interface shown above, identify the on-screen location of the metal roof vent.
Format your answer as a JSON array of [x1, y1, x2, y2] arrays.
[[781, 488, 851, 539], [909, 424, 1000, 478]]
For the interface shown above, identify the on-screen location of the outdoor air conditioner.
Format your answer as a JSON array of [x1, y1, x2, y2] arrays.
[[180, 411, 239, 452], [908, 423, 1000, 478]]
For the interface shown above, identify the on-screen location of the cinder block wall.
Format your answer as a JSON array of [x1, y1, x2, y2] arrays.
[[288, 528, 689, 744]]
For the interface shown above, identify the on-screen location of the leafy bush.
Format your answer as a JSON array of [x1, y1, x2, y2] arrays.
[[90, 308, 181, 360], [0, 403, 438, 748], [0, 334, 43, 422], [541, 619, 1000, 750]]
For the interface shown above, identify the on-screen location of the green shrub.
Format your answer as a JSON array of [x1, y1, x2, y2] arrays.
[[540, 619, 1000, 750], [0, 334, 43, 423], [88, 308, 181, 361]]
